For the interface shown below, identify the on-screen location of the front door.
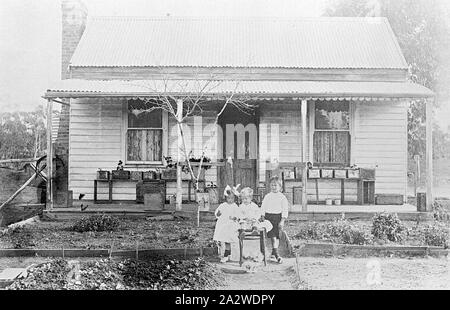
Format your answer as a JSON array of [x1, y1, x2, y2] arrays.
[[217, 105, 258, 200]]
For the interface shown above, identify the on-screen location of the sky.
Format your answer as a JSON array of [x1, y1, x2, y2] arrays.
[[0, 0, 449, 128]]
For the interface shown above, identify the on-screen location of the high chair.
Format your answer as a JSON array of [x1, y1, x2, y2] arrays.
[[238, 227, 267, 267]]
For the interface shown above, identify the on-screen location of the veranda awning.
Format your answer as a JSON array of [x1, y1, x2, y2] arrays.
[[44, 79, 434, 101]]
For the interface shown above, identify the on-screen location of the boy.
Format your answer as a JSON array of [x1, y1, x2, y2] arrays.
[[261, 176, 289, 263]]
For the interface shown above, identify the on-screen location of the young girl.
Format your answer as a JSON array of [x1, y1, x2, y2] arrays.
[[261, 176, 289, 263], [213, 185, 241, 263]]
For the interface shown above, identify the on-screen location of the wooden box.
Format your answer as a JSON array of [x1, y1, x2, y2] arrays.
[[321, 169, 333, 178], [334, 169, 347, 179], [376, 194, 403, 205], [360, 168, 376, 180], [293, 186, 303, 205], [96, 170, 110, 180], [161, 169, 177, 180], [144, 193, 164, 210], [136, 180, 166, 203], [347, 169, 360, 179], [143, 171, 156, 181], [111, 170, 130, 180], [130, 171, 143, 181], [308, 169, 320, 179]]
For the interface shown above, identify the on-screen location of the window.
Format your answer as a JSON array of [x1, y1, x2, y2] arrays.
[[126, 100, 163, 163], [313, 101, 350, 166]]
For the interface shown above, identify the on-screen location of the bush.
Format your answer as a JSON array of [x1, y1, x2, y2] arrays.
[[4, 226, 35, 249], [294, 222, 328, 240], [422, 222, 449, 248], [295, 217, 373, 245], [72, 214, 120, 232], [433, 200, 450, 222], [341, 227, 373, 245], [371, 212, 406, 242]]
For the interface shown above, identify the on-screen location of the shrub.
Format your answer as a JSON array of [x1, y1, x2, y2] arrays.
[[371, 212, 406, 242], [422, 222, 449, 248], [6, 226, 35, 249], [72, 214, 120, 232], [433, 200, 450, 222], [294, 222, 328, 240], [341, 227, 373, 245], [295, 217, 373, 245], [326, 216, 352, 238]]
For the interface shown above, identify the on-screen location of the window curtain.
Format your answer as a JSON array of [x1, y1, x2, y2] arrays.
[[313, 131, 350, 166]]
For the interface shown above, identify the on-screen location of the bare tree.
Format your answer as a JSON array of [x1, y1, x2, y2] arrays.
[[127, 73, 255, 211]]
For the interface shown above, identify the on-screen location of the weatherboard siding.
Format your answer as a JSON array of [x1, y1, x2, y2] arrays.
[[353, 100, 408, 197], [258, 102, 302, 183], [69, 99, 126, 201]]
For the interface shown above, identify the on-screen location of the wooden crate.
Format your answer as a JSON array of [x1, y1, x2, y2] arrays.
[[376, 194, 403, 205], [321, 169, 333, 178], [308, 169, 320, 179], [111, 170, 130, 180], [130, 171, 143, 181], [144, 193, 164, 210], [334, 169, 347, 179], [96, 170, 110, 180], [143, 171, 157, 181], [136, 180, 166, 203], [360, 168, 376, 180], [293, 186, 303, 205], [161, 169, 177, 180], [347, 169, 360, 179]]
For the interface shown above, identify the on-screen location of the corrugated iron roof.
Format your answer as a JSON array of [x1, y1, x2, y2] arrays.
[[70, 16, 408, 69], [44, 79, 434, 99]]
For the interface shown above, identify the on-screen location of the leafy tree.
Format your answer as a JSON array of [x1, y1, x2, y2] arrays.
[[0, 105, 46, 160], [325, 0, 450, 158]]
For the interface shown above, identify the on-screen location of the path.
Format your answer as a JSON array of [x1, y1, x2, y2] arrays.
[[215, 258, 299, 290]]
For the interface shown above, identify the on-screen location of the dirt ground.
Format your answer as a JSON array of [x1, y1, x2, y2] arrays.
[[1, 256, 448, 290], [296, 257, 450, 290]]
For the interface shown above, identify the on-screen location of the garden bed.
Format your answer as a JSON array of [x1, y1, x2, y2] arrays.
[[284, 213, 449, 249], [6, 257, 224, 290], [0, 218, 216, 250]]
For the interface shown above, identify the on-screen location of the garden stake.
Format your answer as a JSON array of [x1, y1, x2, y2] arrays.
[[197, 204, 200, 228], [135, 241, 139, 260], [62, 247, 65, 259], [184, 246, 187, 259], [109, 240, 114, 259], [295, 253, 301, 285]]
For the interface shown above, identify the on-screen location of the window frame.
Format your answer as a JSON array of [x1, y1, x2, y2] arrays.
[[122, 100, 168, 166], [309, 100, 355, 167]]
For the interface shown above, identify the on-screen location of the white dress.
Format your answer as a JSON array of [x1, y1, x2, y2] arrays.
[[213, 202, 240, 243]]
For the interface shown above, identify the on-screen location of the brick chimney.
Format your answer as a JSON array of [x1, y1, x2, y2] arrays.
[[61, 0, 87, 79]]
